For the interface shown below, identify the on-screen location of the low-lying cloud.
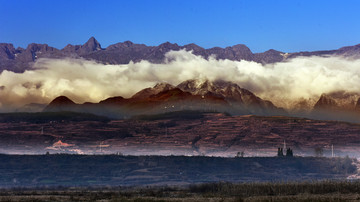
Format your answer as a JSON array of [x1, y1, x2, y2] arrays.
[[1, 50, 360, 111]]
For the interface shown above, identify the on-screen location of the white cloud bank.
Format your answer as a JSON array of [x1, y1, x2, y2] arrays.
[[0, 50, 360, 110]]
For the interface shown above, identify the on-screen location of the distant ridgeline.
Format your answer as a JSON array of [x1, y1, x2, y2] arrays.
[[1, 37, 360, 73]]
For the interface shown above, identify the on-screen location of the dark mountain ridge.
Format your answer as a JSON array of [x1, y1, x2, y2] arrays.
[[1, 37, 360, 72], [43, 79, 285, 118], [313, 91, 360, 111], [309, 91, 360, 123], [40, 80, 360, 123]]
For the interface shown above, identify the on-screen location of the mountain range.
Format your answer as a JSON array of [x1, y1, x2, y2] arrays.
[[314, 91, 360, 112], [43, 79, 285, 118], [3, 37, 360, 122], [1, 37, 360, 72], [39, 78, 360, 123]]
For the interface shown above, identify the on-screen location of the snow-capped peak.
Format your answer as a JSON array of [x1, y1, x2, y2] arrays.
[[131, 82, 175, 99], [177, 78, 275, 108]]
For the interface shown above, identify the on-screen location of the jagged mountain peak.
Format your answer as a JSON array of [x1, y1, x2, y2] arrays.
[[153, 82, 174, 89], [313, 93, 338, 110], [83, 36, 102, 51], [177, 78, 278, 111], [177, 78, 239, 94], [61, 37, 101, 55], [87, 36, 96, 41], [0, 43, 16, 59], [312, 91, 360, 111], [131, 82, 175, 99]]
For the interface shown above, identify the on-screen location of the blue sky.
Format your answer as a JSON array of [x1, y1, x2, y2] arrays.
[[1, 0, 360, 53]]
